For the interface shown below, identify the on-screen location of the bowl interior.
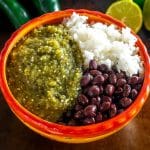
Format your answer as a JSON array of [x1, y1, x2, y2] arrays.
[[0, 9, 150, 142]]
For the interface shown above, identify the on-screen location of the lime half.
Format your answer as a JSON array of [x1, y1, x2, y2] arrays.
[[106, 1, 143, 33], [143, 0, 150, 31]]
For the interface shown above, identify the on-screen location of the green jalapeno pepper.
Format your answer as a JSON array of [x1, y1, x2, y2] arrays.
[[31, 0, 61, 15], [133, 0, 145, 8], [0, 0, 30, 28]]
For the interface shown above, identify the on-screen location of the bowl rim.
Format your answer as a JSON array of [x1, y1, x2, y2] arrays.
[[0, 9, 150, 139]]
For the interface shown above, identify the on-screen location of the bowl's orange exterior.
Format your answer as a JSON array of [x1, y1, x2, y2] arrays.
[[0, 9, 150, 143]]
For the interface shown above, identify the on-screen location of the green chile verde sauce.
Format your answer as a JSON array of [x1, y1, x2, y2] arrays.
[[7, 24, 83, 122]]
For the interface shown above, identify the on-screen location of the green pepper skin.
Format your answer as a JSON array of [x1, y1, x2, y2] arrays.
[[32, 0, 60, 15], [0, 0, 30, 28], [133, 0, 145, 8]]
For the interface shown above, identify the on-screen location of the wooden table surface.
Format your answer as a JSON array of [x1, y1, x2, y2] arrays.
[[0, 0, 150, 150]]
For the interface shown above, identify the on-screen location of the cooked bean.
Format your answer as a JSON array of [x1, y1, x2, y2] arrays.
[[100, 101, 111, 112], [109, 104, 117, 118], [90, 70, 102, 76], [84, 105, 97, 117], [107, 69, 115, 75], [92, 74, 105, 85], [102, 96, 112, 103], [117, 78, 127, 87], [115, 87, 123, 94], [120, 97, 132, 108], [87, 85, 100, 97], [109, 73, 117, 84], [116, 72, 125, 79], [74, 110, 84, 119], [105, 84, 115, 96], [99, 85, 104, 94], [75, 104, 83, 112], [98, 64, 108, 72], [89, 60, 98, 70], [78, 94, 89, 106], [135, 84, 142, 91], [95, 112, 103, 123], [103, 73, 109, 81], [91, 97, 101, 106], [59, 61, 144, 126], [80, 74, 91, 87], [123, 84, 131, 97], [131, 89, 138, 99], [83, 86, 90, 94], [128, 76, 139, 85], [137, 76, 144, 84], [83, 117, 95, 125]]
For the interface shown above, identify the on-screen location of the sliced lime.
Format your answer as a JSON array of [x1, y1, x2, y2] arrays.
[[106, 1, 143, 33]]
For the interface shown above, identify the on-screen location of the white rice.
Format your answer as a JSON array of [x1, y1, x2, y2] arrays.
[[63, 13, 144, 76]]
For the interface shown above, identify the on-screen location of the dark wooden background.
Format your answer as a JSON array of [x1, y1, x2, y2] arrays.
[[0, 0, 150, 150]]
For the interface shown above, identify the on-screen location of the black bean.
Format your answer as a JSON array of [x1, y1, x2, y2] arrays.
[[98, 64, 108, 72], [102, 96, 112, 103], [109, 73, 117, 84], [78, 94, 89, 106], [135, 84, 142, 91], [96, 86, 102, 95], [100, 101, 111, 112], [107, 69, 115, 75], [116, 72, 125, 79], [75, 104, 83, 112], [89, 60, 98, 70], [83, 117, 95, 125], [92, 74, 105, 85], [128, 76, 139, 85], [109, 104, 117, 118], [74, 110, 84, 119], [105, 84, 115, 96], [80, 74, 91, 87], [120, 97, 132, 108], [84, 105, 97, 117], [131, 89, 138, 99], [90, 70, 102, 76], [87, 85, 100, 97], [137, 76, 144, 84], [95, 112, 103, 123], [83, 86, 90, 95], [115, 87, 123, 94], [91, 97, 101, 107], [117, 78, 127, 87], [59, 60, 144, 126], [103, 73, 109, 81], [123, 84, 131, 97]]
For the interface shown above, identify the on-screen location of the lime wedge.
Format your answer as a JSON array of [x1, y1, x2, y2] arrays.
[[143, 0, 150, 31], [106, 1, 143, 33]]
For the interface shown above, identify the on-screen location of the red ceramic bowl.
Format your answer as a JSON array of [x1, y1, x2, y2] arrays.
[[0, 9, 150, 143]]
